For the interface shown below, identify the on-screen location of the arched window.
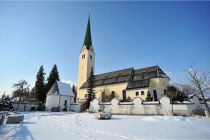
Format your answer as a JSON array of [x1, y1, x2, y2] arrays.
[[111, 91, 115, 98], [64, 100, 67, 106], [122, 90, 126, 101], [136, 91, 139, 96], [82, 54, 85, 59], [153, 90, 158, 101], [63, 100, 68, 111]]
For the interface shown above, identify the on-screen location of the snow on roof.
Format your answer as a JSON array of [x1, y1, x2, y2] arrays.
[[56, 81, 74, 96]]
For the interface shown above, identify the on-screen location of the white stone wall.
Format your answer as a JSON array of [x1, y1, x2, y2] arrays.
[[13, 103, 38, 112], [70, 103, 81, 112], [89, 96, 205, 116]]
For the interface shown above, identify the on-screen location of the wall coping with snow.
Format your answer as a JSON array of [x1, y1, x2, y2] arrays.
[[118, 102, 134, 105], [142, 101, 160, 105], [89, 96, 205, 116], [99, 102, 112, 105]]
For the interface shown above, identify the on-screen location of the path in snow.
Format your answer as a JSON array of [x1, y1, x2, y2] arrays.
[[30, 113, 142, 140]]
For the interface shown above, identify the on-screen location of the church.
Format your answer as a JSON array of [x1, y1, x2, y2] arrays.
[[77, 17, 170, 103]]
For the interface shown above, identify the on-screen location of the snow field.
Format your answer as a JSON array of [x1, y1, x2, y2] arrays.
[[0, 112, 210, 140]]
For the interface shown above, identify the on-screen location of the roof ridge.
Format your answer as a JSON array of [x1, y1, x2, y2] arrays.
[[94, 67, 134, 76], [134, 65, 159, 71]]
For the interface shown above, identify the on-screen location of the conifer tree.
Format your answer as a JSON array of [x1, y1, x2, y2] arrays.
[[145, 91, 153, 102], [45, 64, 60, 94], [72, 85, 77, 103], [86, 70, 95, 108], [35, 65, 46, 103], [166, 85, 189, 103]]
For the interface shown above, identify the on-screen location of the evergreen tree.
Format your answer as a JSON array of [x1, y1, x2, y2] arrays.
[[0, 95, 14, 111], [86, 70, 95, 108], [35, 65, 46, 103], [45, 64, 60, 94], [72, 85, 77, 103], [145, 91, 153, 101], [166, 85, 189, 103], [1, 92, 6, 100]]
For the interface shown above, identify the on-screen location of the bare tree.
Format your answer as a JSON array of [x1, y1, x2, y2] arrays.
[[186, 67, 210, 117], [13, 80, 30, 110]]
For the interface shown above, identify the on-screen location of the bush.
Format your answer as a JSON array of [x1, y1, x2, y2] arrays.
[[51, 106, 60, 112], [101, 88, 116, 102], [145, 92, 153, 102], [192, 109, 205, 116], [81, 102, 89, 112], [30, 105, 35, 111]]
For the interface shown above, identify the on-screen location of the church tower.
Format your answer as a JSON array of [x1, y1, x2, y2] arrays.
[[77, 16, 95, 96]]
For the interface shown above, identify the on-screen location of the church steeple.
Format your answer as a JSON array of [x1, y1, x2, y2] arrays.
[[77, 15, 95, 98], [83, 15, 92, 49]]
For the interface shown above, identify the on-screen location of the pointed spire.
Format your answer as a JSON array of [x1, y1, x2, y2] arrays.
[[83, 15, 92, 50]]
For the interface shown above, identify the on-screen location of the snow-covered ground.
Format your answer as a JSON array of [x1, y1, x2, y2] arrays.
[[1, 112, 210, 140]]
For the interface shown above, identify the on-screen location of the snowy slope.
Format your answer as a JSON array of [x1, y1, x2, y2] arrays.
[[0, 112, 210, 140]]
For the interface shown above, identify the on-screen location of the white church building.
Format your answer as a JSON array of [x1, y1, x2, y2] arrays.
[[45, 81, 75, 111]]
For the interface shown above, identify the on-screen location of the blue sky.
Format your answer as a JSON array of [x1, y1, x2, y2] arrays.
[[0, 1, 210, 95]]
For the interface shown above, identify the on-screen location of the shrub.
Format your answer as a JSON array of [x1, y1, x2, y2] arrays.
[[51, 106, 60, 112]]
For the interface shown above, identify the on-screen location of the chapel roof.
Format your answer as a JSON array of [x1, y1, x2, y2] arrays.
[[57, 81, 74, 96], [48, 81, 74, 96]]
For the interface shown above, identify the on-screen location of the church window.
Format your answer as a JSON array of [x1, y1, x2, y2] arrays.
[[111, 91, 115, 98], [85, 94, 88, 98], [90, 55, 92, 59], [122, 90, 126, 101], [136, 91, 139, 96], [64, 100, 67, 106], [141, 91, 144, 95], [153, 90, 158, 101], [82, 54, 85, 59]]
